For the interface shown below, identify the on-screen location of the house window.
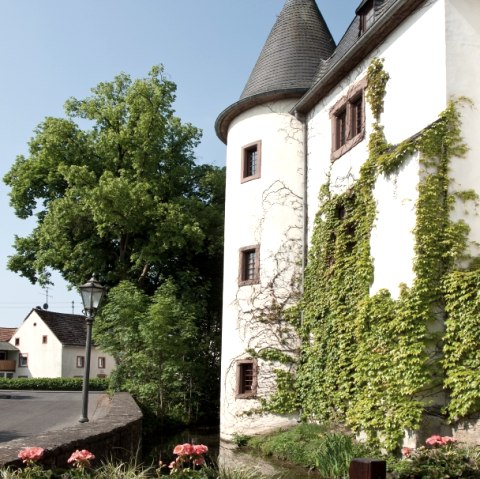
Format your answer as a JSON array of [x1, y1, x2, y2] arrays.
[[236, 360, 257, 398], [358, 0, 375, 34], [15, 338, 20, 346], [98, 357, 106, 369], [19, 354, 28, 367], [241, 141, 261, 182], [351, 96, 363, 137], [0, 352, 6, 360], [76, 356, 85, 368], [239, 245, 260, 285], [334, 107, 347, 151], [42, 335, 48, 344], [331, 78, 367, 161]]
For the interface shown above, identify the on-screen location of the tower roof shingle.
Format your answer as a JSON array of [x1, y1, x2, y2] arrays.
[[216, 0, 335, 143], [240, 0, 335, 100]]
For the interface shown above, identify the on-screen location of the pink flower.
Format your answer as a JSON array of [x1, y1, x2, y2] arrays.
[[173, 443, 195, 455], [193, 444, 208, 455], [171, 442, 208, 471], [18, 447, 44, 463], [425, 435, 444, 446], [425, 435, 457, 447], [67, 449, 95, 468], [441, 436, 456, 445], [401, 447, 412, 458]]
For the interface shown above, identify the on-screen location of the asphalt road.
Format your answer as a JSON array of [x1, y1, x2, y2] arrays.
[[0, 390, 109, 443]]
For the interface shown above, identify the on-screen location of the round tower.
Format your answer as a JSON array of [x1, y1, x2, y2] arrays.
[[216, 0, 335, 441]]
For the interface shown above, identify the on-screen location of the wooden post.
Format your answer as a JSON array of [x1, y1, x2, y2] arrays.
[[349, 458, 386, 479]]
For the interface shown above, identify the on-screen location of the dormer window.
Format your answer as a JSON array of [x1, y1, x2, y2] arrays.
[[357, 0, 374, 35]]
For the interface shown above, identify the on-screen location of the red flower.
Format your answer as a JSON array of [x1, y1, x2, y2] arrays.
[[18, 447, 44, 463]]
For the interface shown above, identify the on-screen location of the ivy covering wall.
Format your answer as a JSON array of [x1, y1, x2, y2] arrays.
[[262, 58, 480, 450]]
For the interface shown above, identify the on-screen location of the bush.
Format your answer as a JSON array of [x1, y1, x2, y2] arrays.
[[391, 435, 480, 479], [0, 377, 108, 391]]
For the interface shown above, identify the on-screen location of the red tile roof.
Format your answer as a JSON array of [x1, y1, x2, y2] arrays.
[[0, 328, 17, 342]]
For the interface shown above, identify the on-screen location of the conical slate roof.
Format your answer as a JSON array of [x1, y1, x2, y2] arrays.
[[240, 0, 335, 100], [216, 0, 335, 142]]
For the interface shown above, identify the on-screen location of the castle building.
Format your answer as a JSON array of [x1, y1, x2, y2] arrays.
[[216, 0, 480, 444]]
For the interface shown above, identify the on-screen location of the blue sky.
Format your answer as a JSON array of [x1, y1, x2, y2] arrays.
[[0, 0, 359, 327]]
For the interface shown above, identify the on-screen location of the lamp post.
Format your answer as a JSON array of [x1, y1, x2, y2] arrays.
[[78, 274, 105, 423]]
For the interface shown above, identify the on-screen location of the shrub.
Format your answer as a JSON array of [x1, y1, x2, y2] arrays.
[[0, 377, 108, 391], [231, 433, 250, 448], [391, 435, 480, 479]]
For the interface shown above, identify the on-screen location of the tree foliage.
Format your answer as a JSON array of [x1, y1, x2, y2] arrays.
[[4, 65, 225, 294], [4, 66, 225, 428], [96, 280, 220, 427]]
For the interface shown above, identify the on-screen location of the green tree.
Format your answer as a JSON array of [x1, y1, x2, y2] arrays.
[[97, 280, 219, 427], [4, 65, 224, 294], [4, 66, 224, 427]]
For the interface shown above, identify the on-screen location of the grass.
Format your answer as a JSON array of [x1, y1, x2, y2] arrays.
[[0, 463, 285, 479], [247, 423, 378, 478], [220, 469, 284, 479]]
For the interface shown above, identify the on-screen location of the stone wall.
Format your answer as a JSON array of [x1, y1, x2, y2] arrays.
[[0, 392, 142, 468]]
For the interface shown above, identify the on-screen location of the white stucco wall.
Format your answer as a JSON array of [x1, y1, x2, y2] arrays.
[[220, 0, 480, 441], [445, 0, 480, 249], [380, 0, 447, 144], [10, 311, 63, 378], [307, 0, 447, 294], [9, 310, 115, 379], [371, 155, 419, 296], [62, 345, 115, 378], [221, 99, 304, 440]]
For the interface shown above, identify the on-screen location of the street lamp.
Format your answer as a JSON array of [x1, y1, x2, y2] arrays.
[[78, 274, 106, 423]]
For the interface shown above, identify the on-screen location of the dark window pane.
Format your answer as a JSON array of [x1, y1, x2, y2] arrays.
[[239, 363, 254, 394], [336, 109, 347, 149], [244, 250, 256, 280], [245, 146, 257, 177], [351, 97, 363, 136]]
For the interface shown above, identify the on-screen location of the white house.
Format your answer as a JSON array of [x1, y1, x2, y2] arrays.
[[9, 308, 115, 379], [0, 328, 19, 379], [216, 0, 480, 445]]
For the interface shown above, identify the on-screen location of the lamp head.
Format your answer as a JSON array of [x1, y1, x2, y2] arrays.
[[79, 274, 105, 317]]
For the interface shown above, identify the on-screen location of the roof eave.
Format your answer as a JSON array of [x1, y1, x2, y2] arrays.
[[291, 0, 426, 116], [0, 342, 19, 351], [215, 88, 308, 144]]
